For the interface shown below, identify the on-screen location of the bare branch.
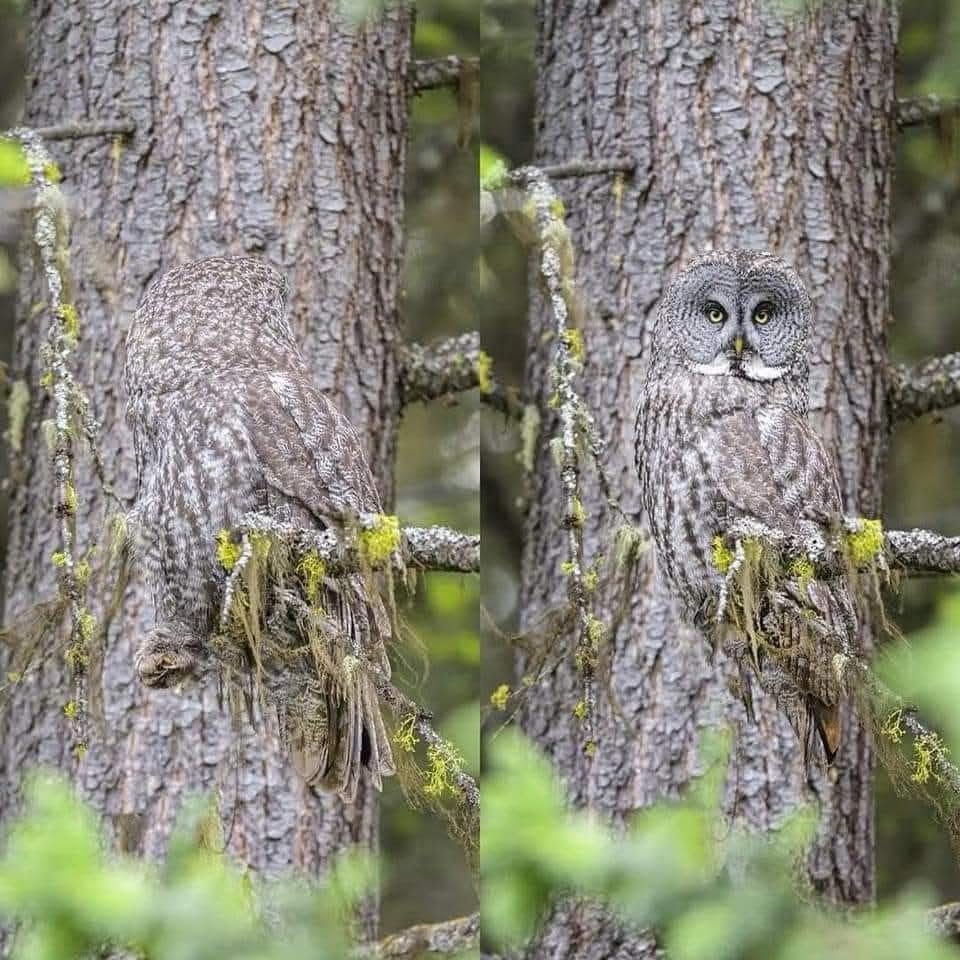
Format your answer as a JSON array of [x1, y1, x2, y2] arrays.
[[233, 513, 479, 575], [29, 119, 135, 141], [928, 902, 960, 943], [358, 913, 479, 959], [539, 156, 637, 179], [888, 353, 960, 421], [886, 528, 960, 575], [399, 333, 480, 404], [897, 95, 960, 129], [412, 56, 478, 93]]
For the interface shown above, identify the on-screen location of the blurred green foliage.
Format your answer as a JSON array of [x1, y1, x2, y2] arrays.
[[484, 730, 957, 959], [0, 774, 367, 959]]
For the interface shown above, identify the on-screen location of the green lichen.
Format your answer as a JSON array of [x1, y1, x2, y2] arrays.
[[549, 197, 566, 220], [215, 530, 241, 571], [77, 609, 95, 644], [584, 739, 597, 757], [297, 550, 326, 604], [845, 518, 884, 568], [73, 743, 88, 760], [358, 514, 400, 566], [42, 160, 61, 184], [38, 370, 54, 391], [5, 379, 29, 454], [51, 550, 67, 567], [74, 560, 91, 587], [65, 643, 88, 669], [560, 559, 576, 576], [586, 615, 605, 647], [572, 699, 587, 720], [583, 566, 599, 593], [489, 684, 510, 710], [711, 535, 735, 574], [63, 699, 78, 720], [476, 350, 493, 395]]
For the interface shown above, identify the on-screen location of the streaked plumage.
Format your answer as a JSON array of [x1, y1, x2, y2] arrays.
[[635, 250, 853, 763], [124, 256, 394, 800]]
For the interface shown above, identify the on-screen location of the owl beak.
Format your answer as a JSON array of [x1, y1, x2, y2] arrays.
[[733, 334, 744, 357]]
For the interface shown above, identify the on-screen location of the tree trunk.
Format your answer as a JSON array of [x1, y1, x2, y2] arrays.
[[0, 0, 410, 930], [519, 2, 896, 955]]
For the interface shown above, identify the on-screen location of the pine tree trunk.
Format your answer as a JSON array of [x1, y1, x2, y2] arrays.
[[519, 2, 896, 955], [0, 0, 411, 932]]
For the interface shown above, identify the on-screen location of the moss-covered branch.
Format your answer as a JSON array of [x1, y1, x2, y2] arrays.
[[888, 352, 960, 421], [229, 513, 479, 575], [897, 95, 960, 129], [715, 518, 960, 578], [358, 912, 479, 958]]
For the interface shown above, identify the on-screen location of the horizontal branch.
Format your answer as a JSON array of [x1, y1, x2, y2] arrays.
[[539, 156, 636, 179], [412, 56, 479, 93], [399, 332, 527, 419], [885, 528, 960, 575], [719, 518, 960, 578], [888, 353, 960, 421], [399, 333, 480, 404], [29, 119, 135, 141], [359, 913, 479, 958], [897, 95, 960, 129], [233, 513, 479, 575], [929, 901, 960, 942]]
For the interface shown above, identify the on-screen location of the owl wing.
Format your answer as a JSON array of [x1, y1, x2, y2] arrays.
[[705, 404, 850, 762], [244, 366, 382, 521]]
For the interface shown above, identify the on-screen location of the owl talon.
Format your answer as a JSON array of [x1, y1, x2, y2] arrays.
[[135, 627, 205, 689]]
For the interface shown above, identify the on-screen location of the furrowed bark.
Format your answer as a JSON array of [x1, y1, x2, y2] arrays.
[[518, 2, 896, 955], [0, 0, 411, 940]]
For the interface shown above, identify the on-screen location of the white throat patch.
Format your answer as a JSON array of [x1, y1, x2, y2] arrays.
[[690, 356, 787, 381]]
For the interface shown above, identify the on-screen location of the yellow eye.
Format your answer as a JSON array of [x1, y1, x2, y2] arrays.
[[705, 303, 726, 324], [753, 303, 773, 325]]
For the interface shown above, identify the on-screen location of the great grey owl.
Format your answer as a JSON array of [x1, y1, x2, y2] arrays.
[[635, 249, 856, 764], [124, 255, 395, 801]]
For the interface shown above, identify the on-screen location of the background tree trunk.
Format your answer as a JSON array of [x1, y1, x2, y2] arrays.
[[0, 0, 411, 930], [518, 2, 896, 955]]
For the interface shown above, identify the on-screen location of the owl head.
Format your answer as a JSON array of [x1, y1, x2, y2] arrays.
[[655, 250, 811, 385]]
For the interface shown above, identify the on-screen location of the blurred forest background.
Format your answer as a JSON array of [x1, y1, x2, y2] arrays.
[[0, 0, 479, 937], [481, 0, 960, 910]]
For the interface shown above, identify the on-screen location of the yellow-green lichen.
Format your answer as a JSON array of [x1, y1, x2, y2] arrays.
[[912, 731, 948, 785], [43, 160, 61, 184], [74, 560, 91, 587], [476, 350, 493, 395], [845, 518, 884, 568], [5, 379, 29, 454], [216, 529, 242, 571], [394, 713, 418, 753], [57, 303, 79, 341], [560, 559, 576, 576], [584, 739, 597, 757], [77, 609, 96, 644], [297, 550, 326, 604], [63, 481, 77, 516], [358, 514, 400, 566], [569, 497, 586, 527], [73, 742, 88, 760], [572, 699, 588, 721], [583, 567, 599, 593], [788, 556, 815, 590], [63, 699, 78, 720], [549, 197, 566, 220], [711, 535, 735, 574], [422, 742, 464, 799], [562, 328, 584, 364], [586, 615, 605, 647], [882, 707, 904, 745], [518, 404, 541, 474], [38, 370, 54, 391], [51, 550, 67, 567], [489, 684, 510, 710], [65, 643, 88, 669]]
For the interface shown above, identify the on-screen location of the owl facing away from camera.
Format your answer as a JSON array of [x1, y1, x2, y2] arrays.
[[634, 250, 856, 765], [124, 256, 395, 801]]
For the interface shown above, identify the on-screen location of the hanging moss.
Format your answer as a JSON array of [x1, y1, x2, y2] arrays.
[[215, 530, 242, 571], [489, 684, 510, 710]]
